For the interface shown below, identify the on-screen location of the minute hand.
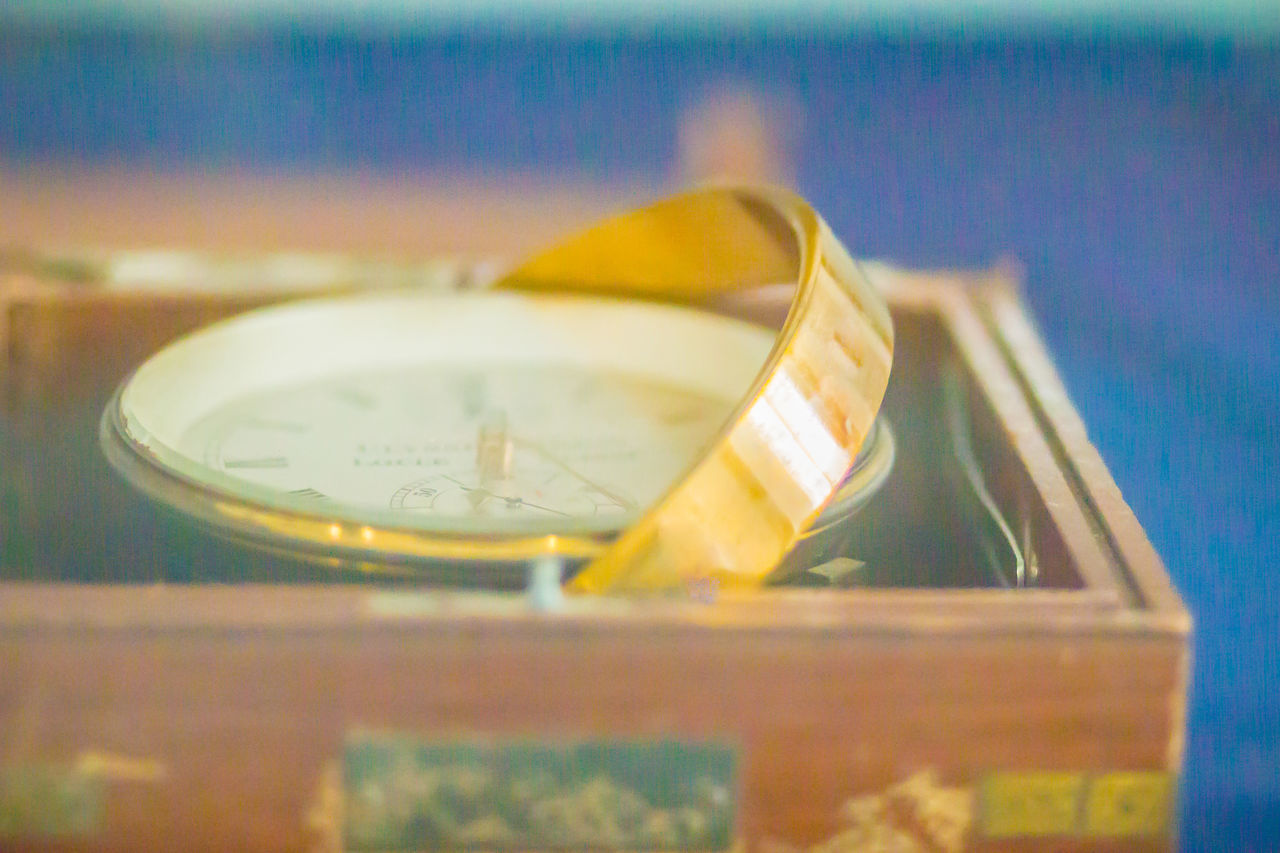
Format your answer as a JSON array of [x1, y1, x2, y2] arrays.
[[512, 437, 637, 512], [442, 475, 571, 517]]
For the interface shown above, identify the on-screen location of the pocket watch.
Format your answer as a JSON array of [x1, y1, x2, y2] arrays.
[[101, 186, 893, 593]]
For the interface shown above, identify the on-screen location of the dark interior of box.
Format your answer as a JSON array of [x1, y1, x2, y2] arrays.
[[791, 307, 1082, 591], [0, 305, 1085, 591]]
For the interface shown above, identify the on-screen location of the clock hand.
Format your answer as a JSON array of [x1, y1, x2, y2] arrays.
[[493, 495, 571, 517], [511, 436, 637, 512], [444, 474, 495, 513], [442, 475, 570, 517]]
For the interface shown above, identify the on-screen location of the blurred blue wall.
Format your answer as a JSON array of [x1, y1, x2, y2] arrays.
[[1, 9, 1277, 850]]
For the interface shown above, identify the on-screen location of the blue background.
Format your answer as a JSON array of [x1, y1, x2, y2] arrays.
[[1, 17, 1277, 850]]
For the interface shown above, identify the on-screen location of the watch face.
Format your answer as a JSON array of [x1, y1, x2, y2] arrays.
[[179, 365, 734, 531], [105, 290, 778, 562]]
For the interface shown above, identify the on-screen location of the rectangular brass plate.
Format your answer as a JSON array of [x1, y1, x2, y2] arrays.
[[980, 770, 1174, 839]]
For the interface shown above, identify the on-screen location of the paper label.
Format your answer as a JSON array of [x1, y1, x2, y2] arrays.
[[0, 765, 102, 838], [343, 733, 737, 851]]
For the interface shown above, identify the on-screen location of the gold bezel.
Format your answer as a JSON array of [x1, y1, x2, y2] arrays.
[[101, 393, 893, 580], [495, 186, 892, 591], [101, 186, 893, 591]]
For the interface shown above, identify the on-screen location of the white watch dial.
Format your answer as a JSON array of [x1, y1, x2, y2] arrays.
[[113, 290, 776, 538], [179, 365, 731, 530]]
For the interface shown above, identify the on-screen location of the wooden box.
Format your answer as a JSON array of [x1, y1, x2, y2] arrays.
[[0, 189, 1188, 852]]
